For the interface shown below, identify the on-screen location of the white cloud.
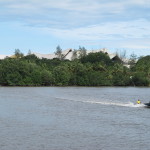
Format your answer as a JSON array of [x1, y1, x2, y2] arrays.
[[44, 19, 150, 41], [0, 0, 150, 54], [32, 18, 149, 51], [121, 44, 150, 49], [129, 0, 150, 5], [0, 0, 150, 28]]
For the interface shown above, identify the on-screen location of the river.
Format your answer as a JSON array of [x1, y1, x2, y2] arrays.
[[0, 87, 150, 150]]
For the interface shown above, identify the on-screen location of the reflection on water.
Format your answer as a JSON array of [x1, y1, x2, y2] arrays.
[[0, 87, 150, 150]]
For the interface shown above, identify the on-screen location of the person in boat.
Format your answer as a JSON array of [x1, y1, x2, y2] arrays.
[[137, 99, 141, 104]]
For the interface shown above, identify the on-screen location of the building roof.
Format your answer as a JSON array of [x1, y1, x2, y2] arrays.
[[32, 48, 116, 60]]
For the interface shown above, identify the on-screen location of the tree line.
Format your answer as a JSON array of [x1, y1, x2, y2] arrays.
[[0, 48, 149, 86]]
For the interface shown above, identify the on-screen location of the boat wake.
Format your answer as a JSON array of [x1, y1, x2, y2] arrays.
[[55, 97, 145, 108], [85, 101, 145, 108]]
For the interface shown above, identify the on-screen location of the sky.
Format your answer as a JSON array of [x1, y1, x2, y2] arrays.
[[0, 0, 150, 57]]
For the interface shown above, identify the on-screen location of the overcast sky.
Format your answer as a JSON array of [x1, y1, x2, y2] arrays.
[[0, 0, 150, 56]]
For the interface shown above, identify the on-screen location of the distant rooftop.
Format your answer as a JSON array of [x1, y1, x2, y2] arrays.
[[0, 48, 117, 60], [32, 48, 116, 60]]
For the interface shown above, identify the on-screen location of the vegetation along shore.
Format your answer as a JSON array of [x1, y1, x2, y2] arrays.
[[0, 47, 150, 86]]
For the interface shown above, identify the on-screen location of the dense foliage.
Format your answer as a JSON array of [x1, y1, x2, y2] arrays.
[[0, 51, 150, 86]]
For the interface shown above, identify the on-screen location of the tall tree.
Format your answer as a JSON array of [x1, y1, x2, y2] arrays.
[[14, 49, 24, 58], [55, 45, 63, 60], [78, 46, 87, 59], [129, 53, 137, 68], [28, 49, 32, 55]]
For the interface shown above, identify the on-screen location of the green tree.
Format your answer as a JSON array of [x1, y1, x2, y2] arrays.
[[132, 73, 149, 86], [129, 53, 137, 68], [41, 70, 54, 85], [14, 49, 24, 58], [78, 46, 87, 59], [53, 65, 71, 86], [80, 52, 112, 65], [55, 45, 63, 60]]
